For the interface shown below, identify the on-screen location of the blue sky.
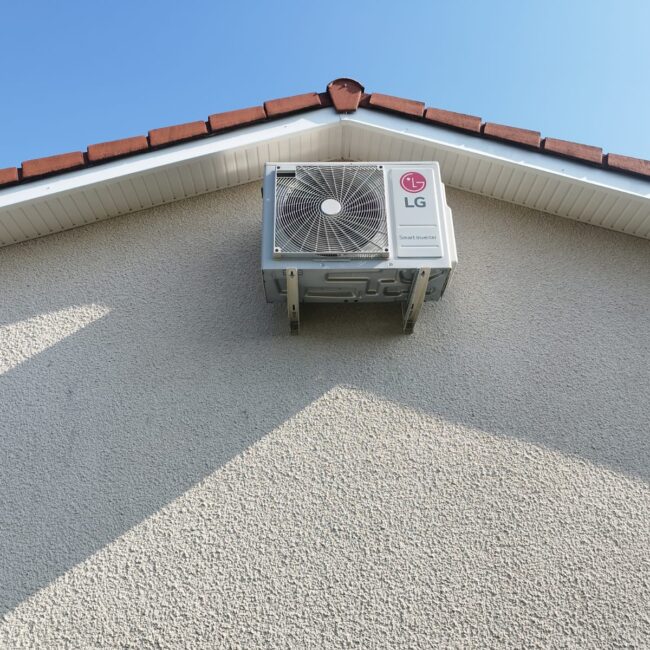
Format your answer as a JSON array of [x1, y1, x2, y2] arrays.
[[1, 1, 649, 169]]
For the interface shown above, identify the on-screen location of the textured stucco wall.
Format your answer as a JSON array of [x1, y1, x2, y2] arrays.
[[0, 182, 649, 648]]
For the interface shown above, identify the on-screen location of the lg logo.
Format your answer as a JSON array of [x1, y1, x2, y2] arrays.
[[400, 171, 427, 208], [400, 171, 427, 193]]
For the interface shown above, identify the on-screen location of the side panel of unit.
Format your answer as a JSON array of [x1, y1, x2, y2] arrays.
[[261, 163, 277, 274]]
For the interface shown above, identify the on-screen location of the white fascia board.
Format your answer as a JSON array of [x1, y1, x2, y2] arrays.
[[2, 104, 649, 214], [0, 110, 342, 210], [345, 109, 650, 200]]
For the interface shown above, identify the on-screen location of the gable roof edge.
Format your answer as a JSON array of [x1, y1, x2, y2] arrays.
[[0, 107, 649, 246], [2, 78, 650, 192]]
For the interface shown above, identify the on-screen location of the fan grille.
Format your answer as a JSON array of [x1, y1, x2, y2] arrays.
[[274, 165, 389, 257]]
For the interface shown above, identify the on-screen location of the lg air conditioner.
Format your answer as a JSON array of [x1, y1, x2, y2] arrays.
[[261, 162, 457, 333]]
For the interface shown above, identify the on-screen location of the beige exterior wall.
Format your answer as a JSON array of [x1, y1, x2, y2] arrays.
[[1, 183, 649, 647]]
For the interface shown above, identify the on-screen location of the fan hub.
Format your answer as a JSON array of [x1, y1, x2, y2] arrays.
[[320, 198, 342, 216]]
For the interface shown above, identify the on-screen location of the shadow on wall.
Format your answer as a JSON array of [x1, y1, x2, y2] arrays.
[[0, 184, 649, 617]]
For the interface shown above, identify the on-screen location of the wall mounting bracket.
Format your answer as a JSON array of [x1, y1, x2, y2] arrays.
[[286, 267, 300, 334], [402, 267, 430, 334]]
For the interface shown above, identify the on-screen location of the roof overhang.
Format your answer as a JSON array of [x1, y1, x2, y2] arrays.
[[1, 107, 650, 247]]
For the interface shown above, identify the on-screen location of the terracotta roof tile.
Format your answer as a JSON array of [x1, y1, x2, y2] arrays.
[[264, 92, 322, 117], [542, 138, 602, 165], [149, 121, 208, 147], [483, 123, 541, 148], [425, 107, 482, 133], [368, 93, 425, 117], [605, 153, 650, 177], [1, 77, 649, 189], [208, 106, 266, 132], [0, 167, 19, 185], [87, 135, 149, 163], [21, 151, 85, 179], [328, 78, 364, 113]]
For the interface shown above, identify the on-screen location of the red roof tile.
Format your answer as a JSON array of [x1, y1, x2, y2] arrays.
[[483, 123, 541, 148], [368, 93, 425, 117], [149, 121, 208, 147], [542, 138, 603, 165], [0, 167, 19, 185], [264, 92, 322, 117], [21, 152, 85, 179], [87, 135, 149, 163], [605, 153, 650, 177], [425, 107, 481, 133], [328, 78, 364, 113], [1, 77, 649, 188], [209, 106, 266, 132]]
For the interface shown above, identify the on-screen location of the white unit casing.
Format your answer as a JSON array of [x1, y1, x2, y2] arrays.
[[261, 162, 457, 333]]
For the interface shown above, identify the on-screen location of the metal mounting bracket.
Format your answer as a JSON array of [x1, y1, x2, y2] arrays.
[[286, 267, 300, 334], [402, 267, 431, 334]]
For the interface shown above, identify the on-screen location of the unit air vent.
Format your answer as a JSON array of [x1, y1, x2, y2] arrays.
[[273, 164, 389, 258]]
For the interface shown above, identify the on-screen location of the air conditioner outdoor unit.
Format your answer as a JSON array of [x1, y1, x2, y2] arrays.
[[261, 162, 457, 334]]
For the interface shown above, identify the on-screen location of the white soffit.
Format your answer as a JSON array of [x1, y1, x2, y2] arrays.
[[0, 108, 649, 247]]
